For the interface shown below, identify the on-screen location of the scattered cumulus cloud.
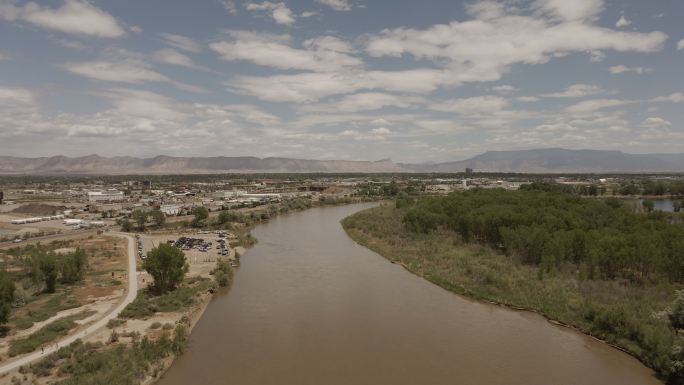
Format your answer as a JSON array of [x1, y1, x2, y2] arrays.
[[0, 0, 125, 38], [300, 11, 319, 18], [0, 86, 35, 106], [245, 1, 296, 25], [615, 15, 631, 28], [609, 65, 653, 74], [430, 96, 509, 114], [315, 0, 352, 11], [491, 85, 517, 94], [152, 48, 204, 70], [210, 31, 361, 72], [542, 84, 604, 98], [61, 59, 205, 93], [1, 0, 681, 160], [159, 33, 202, 53], [218, 0, 237, 14], [641, 117, 671, 129]]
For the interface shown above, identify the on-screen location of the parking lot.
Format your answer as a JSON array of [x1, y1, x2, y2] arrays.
[[136, 231, 237, 284]]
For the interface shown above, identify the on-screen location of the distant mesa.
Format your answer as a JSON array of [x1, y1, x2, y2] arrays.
[[1, 149, 683, 174]]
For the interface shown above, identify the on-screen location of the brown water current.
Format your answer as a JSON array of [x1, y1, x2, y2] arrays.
[[157, 203, 660, 385]]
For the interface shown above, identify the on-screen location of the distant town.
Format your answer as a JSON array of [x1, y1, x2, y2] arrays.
[[1, 171, 683, 245]]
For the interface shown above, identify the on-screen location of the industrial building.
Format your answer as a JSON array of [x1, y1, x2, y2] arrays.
[[88, 190, 125, 203]]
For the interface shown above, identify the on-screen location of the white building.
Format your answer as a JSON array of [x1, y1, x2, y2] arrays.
[[88, 190, 125, 203], [160, 204, 182, 216]]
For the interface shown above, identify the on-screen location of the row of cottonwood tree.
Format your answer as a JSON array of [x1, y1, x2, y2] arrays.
[[402, 183, 684, 283]]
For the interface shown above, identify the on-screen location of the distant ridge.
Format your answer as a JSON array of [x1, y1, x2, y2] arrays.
[[1, 149, 684, 174], [0, 155, 405, 175], [402, 148, 684, 173]]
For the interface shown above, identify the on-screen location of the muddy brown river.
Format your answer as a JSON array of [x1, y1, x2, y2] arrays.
[[158, 203, 660, 385]]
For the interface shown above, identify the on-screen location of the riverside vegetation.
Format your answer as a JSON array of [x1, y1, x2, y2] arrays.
[[15, 230, 235, 384], [342, 184, 684, 384]]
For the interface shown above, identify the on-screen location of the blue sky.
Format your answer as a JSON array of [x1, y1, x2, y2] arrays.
[[0, 0, 682, 162]]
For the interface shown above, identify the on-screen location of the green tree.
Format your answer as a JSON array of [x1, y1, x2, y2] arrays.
[[60, 249, 88, 284], [148, 209, 166, 227], [39, 253, 58, 293], [132, 209, 148, 231], [211, 259, 233, 287], [0, 271, 15, 325], [120, 218, 133, 232], [191, 207, 209, 228], [642, 200, 655, 213], [143, 244, 188, 294], [217, 210, 239, 224]]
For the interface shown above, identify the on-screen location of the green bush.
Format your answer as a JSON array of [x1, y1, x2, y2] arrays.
[[26, 323, 188, 384], [119, 278, 211, 319], [9, 311, 94, 357], [343, 202, 682, 382]]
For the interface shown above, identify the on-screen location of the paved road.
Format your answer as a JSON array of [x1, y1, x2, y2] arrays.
[[0, 232, 138, 375]]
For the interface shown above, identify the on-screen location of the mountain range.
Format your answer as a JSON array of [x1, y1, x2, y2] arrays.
[[1, 149, 683, 175]]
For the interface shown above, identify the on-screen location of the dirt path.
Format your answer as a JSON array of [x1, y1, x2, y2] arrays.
[[0, 232, 138, 375]]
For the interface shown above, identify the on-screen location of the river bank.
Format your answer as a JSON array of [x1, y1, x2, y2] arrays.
[[156, 203, 658, 385], [341, 204, 675, 383], [1, 198, 375, 385]]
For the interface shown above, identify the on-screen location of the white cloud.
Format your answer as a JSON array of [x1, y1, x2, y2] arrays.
[[491, 85, 517, 94], [615, 15, 631, 28], [301, 11, 318, 18], [315, 0, 352, 11], [58, 39, 87, 50], [211, 31, 361, 72], [225, 1, 667, 104], [300, 92, 425, 113], [152, 48, 203, 69], [340, 126, 392, 141], [677, 38, 684, 51], [364, 3, 666, 88], [245, 2, 295, 25], [0, 0, 125, 38], [62, 60, 205, 93], [228, 68, 463, 102], [641, 117, 671, 129], [430, 96, 509, 114], [219, 0, 237, 14], [63, 61, 169, 84], [228, 72, 358, 102], [609, 65, 653, 74], [0, 86, 35, 106], [160, 33, 202, 53], [0, 51, 9, 61], [651, 93, 684, 103], [103, 88, 188, 121], [542, 84, 604, 98], [532, 0, 604, 22], [565, 98, 629, 113], [566, 92, 684, 114]]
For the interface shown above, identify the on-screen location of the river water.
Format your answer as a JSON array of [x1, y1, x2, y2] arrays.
[[158, 203, 659, 385]]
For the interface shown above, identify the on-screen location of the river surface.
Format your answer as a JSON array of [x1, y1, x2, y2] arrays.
[[158, 203, 659, 385]]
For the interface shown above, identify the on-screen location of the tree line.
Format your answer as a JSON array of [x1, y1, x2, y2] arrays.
[[0, 247, 88, 328], [402, 184, 684, 283]]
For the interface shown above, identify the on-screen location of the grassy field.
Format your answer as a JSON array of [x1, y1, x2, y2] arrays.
[[17, 323, 187, 385], [119, 276, 213, 319], [342, 204, 678, 381], [9, 311, 95, 357], [5, 236, 126, 332]]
